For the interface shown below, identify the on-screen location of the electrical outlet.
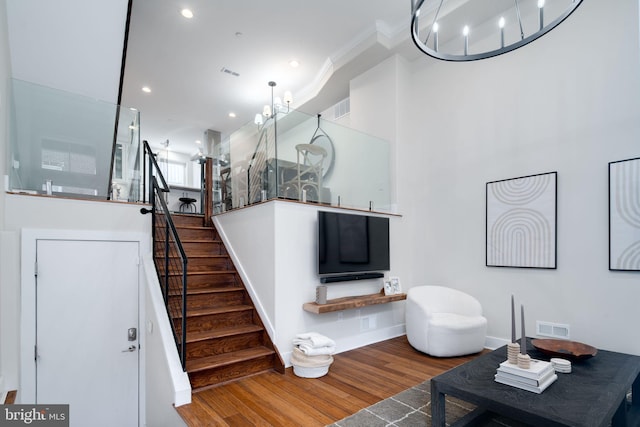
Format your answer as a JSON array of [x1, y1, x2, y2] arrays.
[[360, 315, 377, 331], [360, 316, 370, 331]]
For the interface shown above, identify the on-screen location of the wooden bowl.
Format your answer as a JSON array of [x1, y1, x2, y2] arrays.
[[531, 339, 597, 360]]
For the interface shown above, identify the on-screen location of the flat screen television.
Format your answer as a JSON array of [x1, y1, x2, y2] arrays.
[[318, 211, 390, 282]]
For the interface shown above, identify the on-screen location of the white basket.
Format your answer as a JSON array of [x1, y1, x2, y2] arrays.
[[292, 364, 330, 378]]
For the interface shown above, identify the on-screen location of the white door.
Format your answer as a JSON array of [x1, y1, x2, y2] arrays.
[[35, 239, 139, 427]]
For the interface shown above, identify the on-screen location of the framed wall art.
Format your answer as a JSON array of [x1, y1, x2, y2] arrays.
[[609, 157, 640, 271], [486, 171, 557, 269], [384, 277, 402, 295]]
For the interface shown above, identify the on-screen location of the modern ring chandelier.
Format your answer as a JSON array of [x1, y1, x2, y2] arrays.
[[411, 0, 583, 62]]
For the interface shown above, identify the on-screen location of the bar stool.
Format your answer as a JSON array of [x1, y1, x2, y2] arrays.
[[179, 197, 197, 213]]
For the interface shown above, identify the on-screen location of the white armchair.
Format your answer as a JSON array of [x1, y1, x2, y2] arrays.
[[406, 286, 487, 357]]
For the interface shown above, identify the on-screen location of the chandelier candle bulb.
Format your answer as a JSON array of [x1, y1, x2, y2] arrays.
[[463, 25, 469, 55], [538, 0, 545, 30], [499, 17, 505, 48], [433, 22, 439, 52]]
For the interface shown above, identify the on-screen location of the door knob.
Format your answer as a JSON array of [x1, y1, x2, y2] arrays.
[[122, 345, 136, 353]]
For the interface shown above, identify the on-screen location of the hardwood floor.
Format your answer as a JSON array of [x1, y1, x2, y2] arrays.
[[176, 335, 487, 426]]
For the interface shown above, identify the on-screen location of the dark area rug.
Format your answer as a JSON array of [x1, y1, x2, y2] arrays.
[[328, 380, 529, 427]]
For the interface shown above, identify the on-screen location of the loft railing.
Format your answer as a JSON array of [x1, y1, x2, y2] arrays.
[[7, 78, 143, 201], [141, 140, 188, 371], [246, 117, 276, 205], [224, 108, 392, 213]]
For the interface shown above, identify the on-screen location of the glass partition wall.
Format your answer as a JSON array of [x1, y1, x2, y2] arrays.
[[224, 109, 391, 213], [7, 79, 391, 214], [7, 79, 142, 201]]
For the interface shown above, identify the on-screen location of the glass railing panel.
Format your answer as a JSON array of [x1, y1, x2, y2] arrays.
[[111, 107, 141, 202], [7, 78, 141, 201], [312, 119, 391, 212], [226, 108, 392, 213]]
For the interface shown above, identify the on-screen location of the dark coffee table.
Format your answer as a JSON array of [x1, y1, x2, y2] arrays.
[[431, 338, 640, 426]]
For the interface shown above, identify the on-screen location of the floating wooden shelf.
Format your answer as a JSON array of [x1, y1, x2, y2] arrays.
[[303, 292, 407, 314]]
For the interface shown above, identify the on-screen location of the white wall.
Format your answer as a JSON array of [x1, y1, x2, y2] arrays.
[[0, 0, 12, 395], [394, 0, 640, 354], [215, 201, 405, 365], [5, 0, 128, 103], [0, 195, 150, 388], [143, 255, 190, 425], [214, 202, 277, 334]]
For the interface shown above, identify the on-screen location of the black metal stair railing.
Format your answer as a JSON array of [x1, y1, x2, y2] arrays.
[[141, 140, 188, 371]]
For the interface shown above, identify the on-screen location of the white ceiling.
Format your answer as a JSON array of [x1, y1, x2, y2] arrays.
[[120, 0, 421, 155]]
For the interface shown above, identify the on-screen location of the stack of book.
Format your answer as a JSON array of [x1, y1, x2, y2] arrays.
[[495, 359, 557, 393]]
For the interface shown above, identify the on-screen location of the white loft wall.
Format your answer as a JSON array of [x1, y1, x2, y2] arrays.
[[0, 0, 9, 192], [215, 201, 405, 365], [5, 0, 128, 103], [1, 195, 150, 388], [0, 0, 12, 393], [394, 0, 640, 354]]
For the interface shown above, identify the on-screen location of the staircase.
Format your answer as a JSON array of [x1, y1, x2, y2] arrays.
[[157, 213, 284, 391]]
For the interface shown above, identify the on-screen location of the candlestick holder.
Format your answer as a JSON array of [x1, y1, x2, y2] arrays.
[[517, 353, 531, 369], [507, 342, 520, 364]]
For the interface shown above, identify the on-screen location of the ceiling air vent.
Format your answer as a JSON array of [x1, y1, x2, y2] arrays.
[[220, 67, 240, 77]]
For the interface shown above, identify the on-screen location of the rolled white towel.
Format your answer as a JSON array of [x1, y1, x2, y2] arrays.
[[291, 347, 333, 365], [293, 332, 336, 349], [291, 348, 334, 368], [297, 344, 336, 356]]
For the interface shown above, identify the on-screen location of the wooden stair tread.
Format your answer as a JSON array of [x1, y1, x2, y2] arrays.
[[169, 286, 244, 297], [186, 324, 264, 343], [164, 270, 236, 276], [157, 254, 227, 259], [160, 238, 223, 243], [187, 346, 275, 373], [176, 304, 254, 318]]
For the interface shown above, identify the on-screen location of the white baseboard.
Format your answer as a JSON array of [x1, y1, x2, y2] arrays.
[[485, 335, 509, 350]]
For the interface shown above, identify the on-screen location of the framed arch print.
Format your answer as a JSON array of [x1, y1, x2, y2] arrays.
[[486, 172, 557, 269], [609, 157, 640, 271]]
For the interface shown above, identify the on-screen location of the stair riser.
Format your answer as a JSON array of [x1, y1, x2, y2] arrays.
[[155, 241, 227, 256], [155, 256, 233, 273], [185, 273, 239, 289], [175, 310, 255, 335], [156, 272, 238, 290], [176, 228, 219, 241], [185, 257, 233, 271], [183, 242, 227, 256], [186, 332, 264, 359], [169, 290, 245, 310], [164, 214, 204, 227], [189, 355, 276, 390]]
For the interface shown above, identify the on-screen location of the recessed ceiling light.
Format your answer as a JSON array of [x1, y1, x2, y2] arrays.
[[142, 86, 151, 93], [195, 140, 201, 145], [181, 8, 193, 19], [289, 60, 299, 68], [228, 112, 236, 118]]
